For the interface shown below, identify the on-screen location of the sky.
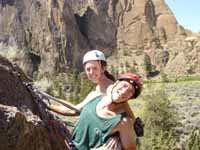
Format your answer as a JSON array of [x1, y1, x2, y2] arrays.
[[165, 0, 200, 32]]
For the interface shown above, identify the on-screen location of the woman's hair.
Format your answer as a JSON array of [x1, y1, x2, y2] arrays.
[[100, 61, 115, 82]]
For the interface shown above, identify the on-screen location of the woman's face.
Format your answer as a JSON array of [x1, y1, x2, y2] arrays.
[[111, 80, 134, 103], [84, 61, 104, 83]]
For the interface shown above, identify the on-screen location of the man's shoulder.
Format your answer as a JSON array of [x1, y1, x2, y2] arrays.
[[87, 91, 104, 99]]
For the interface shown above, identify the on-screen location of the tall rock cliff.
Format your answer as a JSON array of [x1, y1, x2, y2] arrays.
[[72, 0, 200, 76], [0, 0, 88, 77], [0, 0, 200, 78]]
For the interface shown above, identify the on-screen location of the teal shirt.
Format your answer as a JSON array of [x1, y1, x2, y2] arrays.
[[72, 95, 127, 150]]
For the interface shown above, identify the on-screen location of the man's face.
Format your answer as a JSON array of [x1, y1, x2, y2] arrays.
[[84, 61, 103, 83], [111, 80, 134, 103]]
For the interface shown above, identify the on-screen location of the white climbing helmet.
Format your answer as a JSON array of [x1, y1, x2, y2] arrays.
[[82, 50, 106, 64]]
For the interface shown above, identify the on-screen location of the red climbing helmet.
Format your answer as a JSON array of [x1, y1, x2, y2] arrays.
[[117, 72, 142, 98]]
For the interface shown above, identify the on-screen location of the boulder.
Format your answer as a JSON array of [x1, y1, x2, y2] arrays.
[[0, 55, 70, 150]]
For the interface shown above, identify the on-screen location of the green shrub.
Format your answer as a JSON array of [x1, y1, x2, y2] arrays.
[[43, 72, 94, 104], [65, 72, 94, 104], [138, 85, 179, 150], [123, 50, 129, 56], [143, 53, 152, 78], [186, 128, 200, 150]]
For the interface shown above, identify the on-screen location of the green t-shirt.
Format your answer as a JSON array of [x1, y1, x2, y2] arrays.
[[72, 95, 127, 150]]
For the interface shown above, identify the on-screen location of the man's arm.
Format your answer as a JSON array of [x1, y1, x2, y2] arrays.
[[122, 102, 136, 120], [109, 117, 137, 150], [38, 90, 80, 113], [47, 104, 80, 116]]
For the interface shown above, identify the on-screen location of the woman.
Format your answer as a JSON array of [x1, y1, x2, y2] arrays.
[[75, 50, 115, 110], [83, 50, 114, 93], [47, 50, 114, 114], [71, 72, 142, 150], [49, 50, 135, 120]]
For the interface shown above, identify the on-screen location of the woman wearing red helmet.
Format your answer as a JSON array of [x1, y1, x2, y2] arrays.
[[71, 72, 142, 150]]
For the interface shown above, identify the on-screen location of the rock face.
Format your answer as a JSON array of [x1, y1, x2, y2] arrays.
[[0, 56, 70, 150], [0, 0, 88, 77], [0, 0, 200, 77]]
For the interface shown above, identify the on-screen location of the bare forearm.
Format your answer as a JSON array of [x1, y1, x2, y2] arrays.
[[48, 105, 80, 116], [111, 117, 136, 149]]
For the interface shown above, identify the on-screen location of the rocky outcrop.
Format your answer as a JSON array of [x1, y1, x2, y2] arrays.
[[72, 0, 200, 76], [109, 0, 200, 76], [0, 56, 70, 150], [0, 0, 200, 78], [72, 0, 117, 52], [0, 0, 88, 77]]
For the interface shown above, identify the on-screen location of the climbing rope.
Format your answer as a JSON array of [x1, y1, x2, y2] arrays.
[[24, 82, 74, 150]]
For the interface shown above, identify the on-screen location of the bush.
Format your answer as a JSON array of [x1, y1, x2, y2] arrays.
[[143, 53, 152, 78], [160, 71, 169, 82], [186, 128, 200, 150], [138, 85, 179, 150], [43, 72, 94, 104], [64, 72, 94, 104]]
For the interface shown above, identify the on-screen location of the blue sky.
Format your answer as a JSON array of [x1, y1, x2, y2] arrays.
[[165, 0, 200, 32]]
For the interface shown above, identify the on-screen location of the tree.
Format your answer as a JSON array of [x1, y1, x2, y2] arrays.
[[144, 53, 152, 78], [109, 64, 118, 78], [68, 72, 94, 104]]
